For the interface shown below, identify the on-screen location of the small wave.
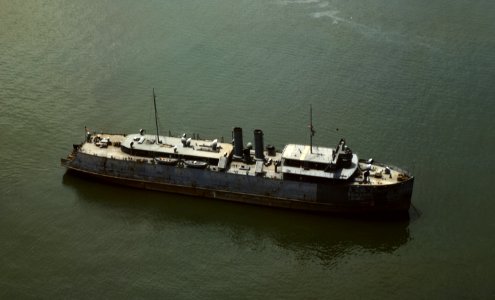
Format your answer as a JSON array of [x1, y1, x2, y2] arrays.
[[310, 10, 438, 50], [278, 0, 439, 51], [318, 1, 329, 8], [311, 10, 343, 24]]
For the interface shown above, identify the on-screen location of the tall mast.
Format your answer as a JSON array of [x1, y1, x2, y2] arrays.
[[309, 104, 315, 153], [153, 88, 161, 144]]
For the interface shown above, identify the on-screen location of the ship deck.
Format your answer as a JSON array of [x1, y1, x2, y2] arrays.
[[80, 133, 233, 161], [355, 161, 408, 186], [225, 153, 284, 180], [79, 134, 132, 160], [76, 133, 410, 186], [121, 133, 233, 160]]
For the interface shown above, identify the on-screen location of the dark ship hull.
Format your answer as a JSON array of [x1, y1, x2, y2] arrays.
[[62, 149, 413, 216]]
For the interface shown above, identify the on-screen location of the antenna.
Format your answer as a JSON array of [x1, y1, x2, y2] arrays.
[[153, 88, 161, 144], [309, 104, 315, 153]]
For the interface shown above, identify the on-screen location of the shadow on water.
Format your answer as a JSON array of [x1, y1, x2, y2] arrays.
[[62, 173, 411, 267]]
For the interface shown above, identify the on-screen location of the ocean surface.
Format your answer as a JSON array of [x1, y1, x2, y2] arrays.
[[1, 0, 494, 298]]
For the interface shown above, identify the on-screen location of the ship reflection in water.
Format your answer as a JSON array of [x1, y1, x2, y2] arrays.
[[63, 174, 410, 267]]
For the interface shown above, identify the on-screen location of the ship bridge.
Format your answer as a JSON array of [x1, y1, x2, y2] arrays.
[[280, 140, 358, 180]]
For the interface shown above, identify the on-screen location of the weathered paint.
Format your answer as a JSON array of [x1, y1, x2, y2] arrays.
[[63, 151, 413, 215]]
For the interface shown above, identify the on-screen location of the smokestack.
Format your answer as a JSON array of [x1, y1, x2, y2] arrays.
[[254, 129, 264, 160], [233, 127, 243, 159]]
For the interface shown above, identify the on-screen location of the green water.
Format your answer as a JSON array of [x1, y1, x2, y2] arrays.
[[1, 0, 494, 298]]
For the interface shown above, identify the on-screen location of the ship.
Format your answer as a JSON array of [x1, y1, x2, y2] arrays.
[[61, 90, 414, 216]]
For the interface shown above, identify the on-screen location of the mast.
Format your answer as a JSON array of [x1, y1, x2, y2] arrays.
[[309, 104, 315, 153], [153, 88, 161, 144]]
